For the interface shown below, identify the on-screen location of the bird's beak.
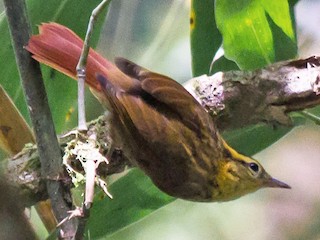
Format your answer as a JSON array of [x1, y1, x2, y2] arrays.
[[265, 177, 291, 189]]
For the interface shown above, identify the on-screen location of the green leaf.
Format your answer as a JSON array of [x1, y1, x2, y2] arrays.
[[224, 116, 305, 156], [87, 170, 174, 239], [1, 2, 173, 238], [190, 0, 297, 74], [299, 106, 320, 125], [224, 124, 290, 156], [1, 1, 303, 239], [190, 0, 300, 156], [190, 0, 238, 77], [85, 119, 305, 238], [0, 0, 107, 133], [85, 117, 308, 239], [215, 0, 297, 70]]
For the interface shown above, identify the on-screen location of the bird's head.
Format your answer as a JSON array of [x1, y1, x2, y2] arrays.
[[213, 141, 290, 201]]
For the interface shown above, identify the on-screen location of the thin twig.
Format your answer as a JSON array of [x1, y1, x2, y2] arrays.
[[76, 0, 111, 131], [75, 0, 112, 237], [3, 0, 77, 239]]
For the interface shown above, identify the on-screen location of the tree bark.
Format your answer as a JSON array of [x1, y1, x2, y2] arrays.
[[6, 56, 320, 206]]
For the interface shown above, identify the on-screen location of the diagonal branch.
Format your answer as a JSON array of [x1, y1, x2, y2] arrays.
[[3, 0, 76, 238], [185, 56, 320, 130], [6, 54, 320, 205]]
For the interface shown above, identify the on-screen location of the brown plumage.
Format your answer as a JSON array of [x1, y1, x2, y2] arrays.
[[27, 23, 290, 202], [97, 58, 225, 200]]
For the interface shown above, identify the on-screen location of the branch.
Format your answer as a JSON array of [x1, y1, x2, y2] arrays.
[[74, 1, 112, 237], [76, 0, 111, 131], [6, 56, 320, 215], [0, 176, 38, 240], [185, 56, 320, 130], [7, 116, 131, 207], [3, 0, 76, 238]]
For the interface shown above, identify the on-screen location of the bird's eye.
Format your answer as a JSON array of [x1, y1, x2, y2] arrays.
[[249, 162, 259, 173]]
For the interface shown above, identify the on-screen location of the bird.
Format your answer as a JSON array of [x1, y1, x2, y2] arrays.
[[26, 23, 290, 202]]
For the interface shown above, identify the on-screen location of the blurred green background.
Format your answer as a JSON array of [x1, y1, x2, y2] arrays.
[[88, 1, 320, 239], [1, 0, 320, 239]]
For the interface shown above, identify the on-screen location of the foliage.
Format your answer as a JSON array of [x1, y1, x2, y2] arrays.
[[0, 0, 106, 133], [191, 0, 298, 156], [0, 0, 306, 239]]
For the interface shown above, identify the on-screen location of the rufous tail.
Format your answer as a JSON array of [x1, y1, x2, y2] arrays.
[[26, 23, 119, 92]]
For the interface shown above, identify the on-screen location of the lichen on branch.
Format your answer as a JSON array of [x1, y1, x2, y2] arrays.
[[186, 56, 320, 130], [7, 56, 320, 206]]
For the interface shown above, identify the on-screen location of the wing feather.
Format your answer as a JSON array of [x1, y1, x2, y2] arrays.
[[115, 58, 216, 137]]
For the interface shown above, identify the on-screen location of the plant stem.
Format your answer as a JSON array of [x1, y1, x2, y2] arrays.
[[75, 0, 111, 237], [3, 0, 77, 238], [76, 0, 111, 131]]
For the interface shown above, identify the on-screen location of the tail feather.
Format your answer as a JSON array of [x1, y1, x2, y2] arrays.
[[26, 23, 114, 92]]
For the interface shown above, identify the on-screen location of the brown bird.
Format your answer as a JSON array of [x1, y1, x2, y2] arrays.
[[27, 23, 290, 202]]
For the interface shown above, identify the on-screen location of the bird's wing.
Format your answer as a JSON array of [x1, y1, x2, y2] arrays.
[[115, 57, 216, 138], [97, 74, 196, 172], [97, 73, 188, 148]]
